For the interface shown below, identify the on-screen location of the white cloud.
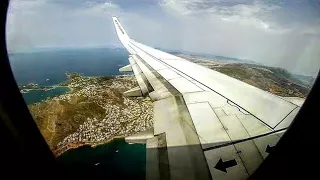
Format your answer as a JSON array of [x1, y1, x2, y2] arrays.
[[5, 0, 320, 76], [157, 0, 320, 76], [8, 0, 47, 12], [6, 0, 125, 51], [80, 2, 121, 15], [160, 0, 281, 30]]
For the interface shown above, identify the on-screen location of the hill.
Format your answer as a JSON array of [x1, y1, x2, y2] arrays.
[[177, 54, 312, 98]]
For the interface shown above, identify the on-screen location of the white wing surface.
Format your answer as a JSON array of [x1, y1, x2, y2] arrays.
[[112, 17, 303, 180]]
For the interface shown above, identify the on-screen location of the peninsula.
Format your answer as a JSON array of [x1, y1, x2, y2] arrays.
[[28, 73, 153, 156]]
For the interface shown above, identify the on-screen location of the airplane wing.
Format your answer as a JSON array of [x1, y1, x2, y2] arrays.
[[112, 17, 303, 180]]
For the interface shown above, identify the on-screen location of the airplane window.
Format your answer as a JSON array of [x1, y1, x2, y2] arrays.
[[6, 0, 319, 179]]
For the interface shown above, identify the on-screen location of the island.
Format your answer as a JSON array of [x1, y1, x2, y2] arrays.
[[19, 83, 55, 93]]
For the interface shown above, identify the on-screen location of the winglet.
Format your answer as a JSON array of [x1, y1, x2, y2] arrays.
[[112, 17, 130, 42]]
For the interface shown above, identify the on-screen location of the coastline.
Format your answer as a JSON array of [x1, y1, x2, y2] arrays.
[[53, 85, 73, 94], [54, 135, 125, 157], [27, 73, 153, 157], [21, 73, 131, 96], [23, 86, 71, 105]]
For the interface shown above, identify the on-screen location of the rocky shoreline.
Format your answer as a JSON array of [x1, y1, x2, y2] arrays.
[[53, 136, 125, 157]]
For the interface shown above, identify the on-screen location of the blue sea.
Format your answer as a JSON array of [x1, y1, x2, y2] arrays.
[[9, 47, 130, 104], [58, 139, 146, 179], [8, 48, 145, 179]]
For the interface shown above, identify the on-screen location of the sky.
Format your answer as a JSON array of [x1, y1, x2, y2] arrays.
[[6, 0, 320, 76]]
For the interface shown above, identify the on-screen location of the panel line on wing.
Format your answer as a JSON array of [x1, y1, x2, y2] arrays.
[[205, 102, 251, 175], [128, 43, 209, 92], [226, 100, 250, 115], [234, 114, 265, 160], [202, 128, 286, 151], [273, 106, 299, 129]]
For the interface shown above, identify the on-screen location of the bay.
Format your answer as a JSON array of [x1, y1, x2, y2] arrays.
[[9, 47, 130, 104], [57, 138, 146, 179], [22, 86, 71, 105], [9, 47, 129, 86]]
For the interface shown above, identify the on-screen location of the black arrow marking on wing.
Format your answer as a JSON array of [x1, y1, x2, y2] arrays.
[[215, 158, 237, 173], [266, 144, 276, 154]]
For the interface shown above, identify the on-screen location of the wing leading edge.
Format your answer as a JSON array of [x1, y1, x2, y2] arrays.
[[112, 17, 303, 180]]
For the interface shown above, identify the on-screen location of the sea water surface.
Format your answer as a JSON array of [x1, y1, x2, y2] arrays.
[[8, 48, 145, 179], [22, 87, 71, 105], [57, 139, 146, 179], [9, 47, 129, 104]]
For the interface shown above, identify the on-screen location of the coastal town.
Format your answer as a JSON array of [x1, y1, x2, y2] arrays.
[[55, 97, 153, 155], [28, 73, 153, 156]]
